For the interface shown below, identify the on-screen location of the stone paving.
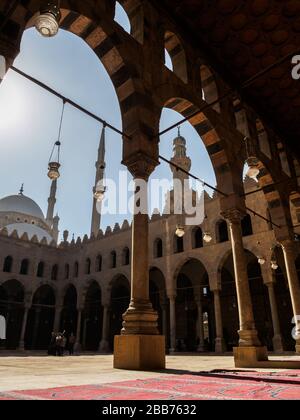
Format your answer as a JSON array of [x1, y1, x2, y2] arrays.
[[0, 353, 299, 393]]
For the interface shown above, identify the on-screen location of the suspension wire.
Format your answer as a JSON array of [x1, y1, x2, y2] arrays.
[[157, 49, 300, 138], [6, 65, 291, 229], [10, 66, 131, 140], [160, 154, 282, 229]]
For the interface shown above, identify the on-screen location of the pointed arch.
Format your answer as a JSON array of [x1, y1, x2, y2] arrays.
[[200, 65, 220, 113], [164, 31, 188, 83], [256, 118, 272, 159]]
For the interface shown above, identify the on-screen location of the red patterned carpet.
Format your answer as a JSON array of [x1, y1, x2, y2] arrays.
[[1, 370, 300, 400]]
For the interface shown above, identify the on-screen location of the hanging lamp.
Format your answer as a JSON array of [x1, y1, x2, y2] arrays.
[[244, 137, 260, 180], [35, 1, 61, 37], [48, 101, 65, 180]]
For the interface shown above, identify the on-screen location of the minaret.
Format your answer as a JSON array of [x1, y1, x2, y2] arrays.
[[91, 125, 106, 237], [170, 127, 191, 184], [46, 179, 57, 225]]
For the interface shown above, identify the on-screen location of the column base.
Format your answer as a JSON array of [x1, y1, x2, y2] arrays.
[[234, 346, 268, 368], [122, 304, 159, 336], [295, 343, 300, 354], [18, 342, 25, 351], [98, 340, 110, 353], [114, 335, 165, 371], [238, 329, 261, 347], [272, 334, 284, 353], [215, 337, 226, 353], [197, 344, 205, 352], [74, 342, 81, 353]]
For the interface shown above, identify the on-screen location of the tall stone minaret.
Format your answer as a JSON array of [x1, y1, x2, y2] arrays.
[[46, 179, 57, 225], [170, 127, 191, 184], [91, 125, 106, 237]]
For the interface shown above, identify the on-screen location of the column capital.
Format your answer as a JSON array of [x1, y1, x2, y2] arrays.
[[280, 238, 296, 254], [167, 293, 177, 302], [221, 208, 246, 224], [122, 153, 159, 180]]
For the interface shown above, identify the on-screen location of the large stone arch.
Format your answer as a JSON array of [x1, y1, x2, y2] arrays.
[[149, 267, 167, 337], [0, 279, 24, 349], [60, 284, 78, 337], [109, 274, 130, 349], [82, 280, 102, 351], [26, 284, 56, 350], [160, 96, 240, 196], [2, 0, 158, 153]]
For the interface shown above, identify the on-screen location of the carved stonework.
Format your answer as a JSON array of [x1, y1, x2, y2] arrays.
[[221, 208, 246, 224], [123, 153, 159, 180]]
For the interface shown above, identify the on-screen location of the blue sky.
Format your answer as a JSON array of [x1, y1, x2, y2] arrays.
[[0, 4, 216, 240]]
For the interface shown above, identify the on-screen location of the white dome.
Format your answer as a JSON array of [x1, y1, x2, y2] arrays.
[[0, 195, 45, 220], [5, 223, 53, 243]]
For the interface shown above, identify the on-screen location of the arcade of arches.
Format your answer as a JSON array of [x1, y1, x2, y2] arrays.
[[1, 0, 300, 370], [1, 252, 300, 356]]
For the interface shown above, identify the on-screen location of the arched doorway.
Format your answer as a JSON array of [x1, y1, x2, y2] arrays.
[[175, 259, 213, 352], [247, 253, 273, 350], [220, 250, 273, 351], [82, 282, 102, 351], [26, 285, 55, 350], [0, 280, 24, 349], [220, 254, 239, 351], [274, 248, 294, 351], [60, 285, 77, 338], [149, 268, 167, 341], [109, 276, 130, 350]]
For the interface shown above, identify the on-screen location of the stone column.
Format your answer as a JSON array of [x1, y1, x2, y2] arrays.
[[212, 289, 226, 353], [266, 281, 284, 352], [222, 209, 261, 347], [120, 158, 159, 336], [74, 308, 82, 352], [53, 305, 62, 333], [32, 308, 41, 350], [18, 305, 30, 351], [281, 239, 300, 353], [196, 295, 205, 352], [114, 154, 165, 369], [99, 305, 110, 353], [169, 294, 177, 353]]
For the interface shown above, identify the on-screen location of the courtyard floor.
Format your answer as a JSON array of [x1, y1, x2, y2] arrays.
[[0, 353, 299, 400]]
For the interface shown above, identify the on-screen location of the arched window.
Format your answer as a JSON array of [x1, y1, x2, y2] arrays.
[[174, 235, 184, 254], [64, 264, 70, 280], [51, 264, 58, 281], [217, 220, 229, 243], [74, 262, 79, 278], [241, 214, 253, 237], [37, 262, 44, 278], [164, 31, 188, 83], [114, 2, 131, 35], [193, 227, 203, 249], [111, 251, 117, 269], [200, 65, 220, 113], [3, 256, 13, 273], [96, 255, 102, 272], [85, 258, 91, 275], [154, 238, 163, 258], [233, 97, 250, 137], [256, 119, 271, 159], [20, 259, 29, 275], [0, 55, 6, 81], [122, 247, 130, 266]]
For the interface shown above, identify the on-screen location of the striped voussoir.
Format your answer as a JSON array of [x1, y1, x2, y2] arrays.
[[165, 97, 231, 178]]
